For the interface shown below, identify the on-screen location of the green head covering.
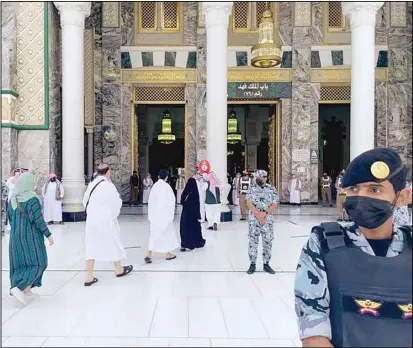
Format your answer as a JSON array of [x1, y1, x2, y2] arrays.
[[10, 172, 38, 210]]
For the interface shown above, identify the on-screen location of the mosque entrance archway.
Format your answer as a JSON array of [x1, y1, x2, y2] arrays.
[[226, 101, 280, 190], [318, 103, 350, 201]]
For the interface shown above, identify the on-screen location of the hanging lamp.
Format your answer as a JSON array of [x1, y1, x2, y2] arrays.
[[158, 109, 176, 144], [227, 108, 242, 144], [251, 4, 282, 68]]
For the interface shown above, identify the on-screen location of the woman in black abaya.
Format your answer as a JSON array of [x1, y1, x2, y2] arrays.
[[179, 177, 206, 251]]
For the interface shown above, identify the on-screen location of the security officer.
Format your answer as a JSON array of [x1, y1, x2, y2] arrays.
[[335, 169, 347, 221], [239, 169, 251, 221], [245, 170, 279, 275], [320, 172, 333, 207], [294, 148, 412, 348]]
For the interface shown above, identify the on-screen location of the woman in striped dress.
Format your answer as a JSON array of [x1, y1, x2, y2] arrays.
[[8, 172, 54, 305]]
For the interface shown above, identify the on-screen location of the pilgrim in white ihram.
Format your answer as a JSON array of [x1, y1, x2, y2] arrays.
[[145, 169, 179, 263], [289, 174, 302, 205], [142, 173, 153, 204]]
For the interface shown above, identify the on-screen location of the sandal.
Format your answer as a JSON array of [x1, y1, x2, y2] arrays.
[[166, 254, 177, 260], [144, 257, 152, 264], [116, 265, 133, 278], [84, 278, 98, 287]]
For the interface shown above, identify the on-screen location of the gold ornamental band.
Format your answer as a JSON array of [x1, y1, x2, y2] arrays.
[[311, 67, 388, 83]]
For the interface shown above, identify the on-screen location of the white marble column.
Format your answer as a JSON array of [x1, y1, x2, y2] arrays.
[[343, 2, 383, 160], [54, 2, 91, 216], [203, 2, 233, 213]]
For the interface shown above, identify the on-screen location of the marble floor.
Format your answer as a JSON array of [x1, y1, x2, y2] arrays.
[[1, 207, 338, 347]]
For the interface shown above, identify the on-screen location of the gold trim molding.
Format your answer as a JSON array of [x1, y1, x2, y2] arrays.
[[311, 68, 388, 83], [122, 69, 196, 83], [228, 68, 292, 83]]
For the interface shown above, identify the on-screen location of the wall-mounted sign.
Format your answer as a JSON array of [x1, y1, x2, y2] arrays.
[[227, 82, 292, 99], [292, 149, 310, 162], [310, 150, 318, 164]]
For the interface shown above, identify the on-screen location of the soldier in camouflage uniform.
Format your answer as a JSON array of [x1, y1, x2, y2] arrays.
[[245, 170, 279, 275], [294, 148, 412, 347], [1, 180, 9, 237]]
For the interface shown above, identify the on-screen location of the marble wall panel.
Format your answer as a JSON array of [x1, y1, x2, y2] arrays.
[[1, 128, 18, 180], [184, 2, 197, 46], [311, 2, 324, 45], [121, 2, 134, 46], [292, 49, 311, 83], [196, 85, 207, 162], [186, 84, 197, 175], [18, 130, 50, 193], [1, 2, 16, 90], [279, 2, 293, 46], [120, 163, 131, 201], [375, 2, 388, 45], [375, 82, 388, 148], [93, 125, 103, 166], [280, 98, 292, 201], [48, 4, 62, 176], [101, 124, 121, 166], [102, 85, 121, 107], [196, 29, 207, 84], [86, 2, 102, 30]]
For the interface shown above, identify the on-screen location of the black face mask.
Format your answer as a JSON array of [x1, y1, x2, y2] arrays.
[[256, 179, 264, 187], [343, 196, 394, 229], [50, 178, 56, 182]]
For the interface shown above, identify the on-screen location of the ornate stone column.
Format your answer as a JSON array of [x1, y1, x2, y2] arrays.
[[343, 2, 383, 159], [203, 2, 233, 217], [54, 2, 91, 220]]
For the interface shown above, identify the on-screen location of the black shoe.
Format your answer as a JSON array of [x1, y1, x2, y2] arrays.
[[247, 263, 256, 275], [330, 204, 333, 207], [207, 227, 214, 230], [213, 223, 217, 231], [240, 218, 246, 221], [263, 263, 275, 274], [337, 218, 343, 222]]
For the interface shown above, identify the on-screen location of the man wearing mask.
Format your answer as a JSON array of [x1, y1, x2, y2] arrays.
[[320, 172, 333, 207], [129, 170, 140, 206], [245, 170, 279, 275], [288, 173, 302, 206], [239, 170, 251, 221], [335, 169, 346, 221], [294, 148, 411, 348]]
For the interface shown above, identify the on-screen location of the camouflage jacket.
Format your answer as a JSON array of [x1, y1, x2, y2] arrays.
[[294, 224, 409, 341]]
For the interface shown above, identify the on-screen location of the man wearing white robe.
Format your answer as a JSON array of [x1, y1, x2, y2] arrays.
[[82, 164, 133, 286], [42, 173, 64, 224], [145, 169, 179, 263], [142, 173, 153, 204], [175, 174, 186, 204], [232, 173, 241, 213], [288, 174, 302, 206]]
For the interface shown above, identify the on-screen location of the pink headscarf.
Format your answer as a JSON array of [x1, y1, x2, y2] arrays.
[[49, 173, 57, 180]]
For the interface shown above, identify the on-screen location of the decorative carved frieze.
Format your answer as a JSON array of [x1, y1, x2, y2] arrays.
[[294, 2, 311, 27], [228, 68, 292, 82], [102, 2, 119, 28], [122, 69, 197, 84], [390, 2, 407, 28]]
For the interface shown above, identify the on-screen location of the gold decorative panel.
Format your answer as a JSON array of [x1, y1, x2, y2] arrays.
[[84, 29, 95, 127], [233, 2, 250, 30], [328, 2, 344, 30], [122, 69, 196, 84], [320, 85, 351, 103], [15, 2, 46, 127], [140, 2, 157, 29], [311, 68, 388, 83], [102, 2, 119, 28], [390, 2, 407, 28], [228, 68, 292, 82], [134, 86, 185, 102], [162, 2, 179, 30]]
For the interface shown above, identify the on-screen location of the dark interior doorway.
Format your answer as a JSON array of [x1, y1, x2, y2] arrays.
[[318, 103, 350, 200]]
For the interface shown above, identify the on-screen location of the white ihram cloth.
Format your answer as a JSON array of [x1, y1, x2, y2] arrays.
[[289, 178, 302, 204], [42, 181, 64, 222], [197, 180, 207, 222], [148, 179, 179, 253], [142, 177, 153, 204], [232, 177, 241, 206], [83, 176, 126, 262], [205, 204, 221, 228]]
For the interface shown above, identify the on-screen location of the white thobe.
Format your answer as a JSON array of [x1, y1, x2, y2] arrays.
[[83, 177, 126, 262], [197, 180, 207, 222], [148, 179, 179, 253], [289, 179, 302, 204], [42, 181, 64, 222], [142, 178, 153, 204], [205, 204, 221, 227], [232, 177, 241, 206], [176, 178, 185, 204]]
